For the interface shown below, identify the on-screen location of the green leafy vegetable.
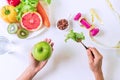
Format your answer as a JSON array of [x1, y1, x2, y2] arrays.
[[65, 30, 85, 42], [15, 0, 39, 21], [44, 0, 51, 4]]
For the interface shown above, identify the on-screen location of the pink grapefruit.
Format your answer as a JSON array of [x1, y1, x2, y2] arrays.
[[21, 12, 43, 31]]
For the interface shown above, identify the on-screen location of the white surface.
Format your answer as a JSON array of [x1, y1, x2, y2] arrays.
[[0, 0, 120, 80]]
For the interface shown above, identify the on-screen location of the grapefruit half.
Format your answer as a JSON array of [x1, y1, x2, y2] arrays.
[[21, 12, 43, 31]]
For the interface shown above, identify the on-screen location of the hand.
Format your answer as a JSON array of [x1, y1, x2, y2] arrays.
[[87, 47, 104, 80], [87, 47, 103, 72], [30, 38, 54, 72], [17, 38, 54, 80]]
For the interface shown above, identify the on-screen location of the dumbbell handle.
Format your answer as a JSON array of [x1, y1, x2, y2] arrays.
[[74, 12, 91, 29], [80, 18, 91, 29]]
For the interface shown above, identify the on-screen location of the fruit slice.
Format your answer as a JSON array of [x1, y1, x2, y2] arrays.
[[21, 12, 43, 31], [7, 23, 18, 34], [17, 28, 29, 39]]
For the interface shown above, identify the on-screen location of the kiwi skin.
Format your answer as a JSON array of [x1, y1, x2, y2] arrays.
[[17, 28, 29, 39]]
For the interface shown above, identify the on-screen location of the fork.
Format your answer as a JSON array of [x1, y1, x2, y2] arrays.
[[80, 41, 94, 57], [80, 41, 88, 49]]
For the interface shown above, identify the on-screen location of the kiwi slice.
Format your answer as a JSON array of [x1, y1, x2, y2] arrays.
[[17, 28, 29, 39], [7, 23, 18, 34]]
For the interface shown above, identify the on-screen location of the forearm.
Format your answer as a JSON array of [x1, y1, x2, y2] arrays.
[[93, 70, 104, 80], [17, 65, 38, 80]]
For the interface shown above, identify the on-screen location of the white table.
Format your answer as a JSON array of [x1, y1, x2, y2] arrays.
[[0, 0, 120, 80]]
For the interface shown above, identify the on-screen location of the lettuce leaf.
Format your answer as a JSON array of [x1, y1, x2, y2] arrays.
[[44, 0, 51, 4], [65, 30, 85, 42], [15, 0, 39, 21]]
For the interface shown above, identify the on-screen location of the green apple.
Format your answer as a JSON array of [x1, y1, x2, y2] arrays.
[[32, 41, 52, 61]]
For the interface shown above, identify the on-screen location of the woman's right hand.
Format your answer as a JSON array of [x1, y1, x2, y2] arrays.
[[87, 47, 104, 80]]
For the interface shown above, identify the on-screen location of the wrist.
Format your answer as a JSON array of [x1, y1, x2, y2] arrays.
[[17, 65, 38, 80], [93, 70, 104, 80], [26, 65, 38, 78], [93, 69, 102, 75], [28, 64, 39, 74]]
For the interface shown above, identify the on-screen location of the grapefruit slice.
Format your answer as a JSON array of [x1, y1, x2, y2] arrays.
[[21, 12, 43, 31]]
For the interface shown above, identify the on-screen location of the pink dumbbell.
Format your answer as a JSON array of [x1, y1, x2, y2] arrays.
[[74, 12, 99, 36]]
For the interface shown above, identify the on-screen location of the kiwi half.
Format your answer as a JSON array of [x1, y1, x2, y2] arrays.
[[17, 28, 29, 39], [7, 23, 18, 34]]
